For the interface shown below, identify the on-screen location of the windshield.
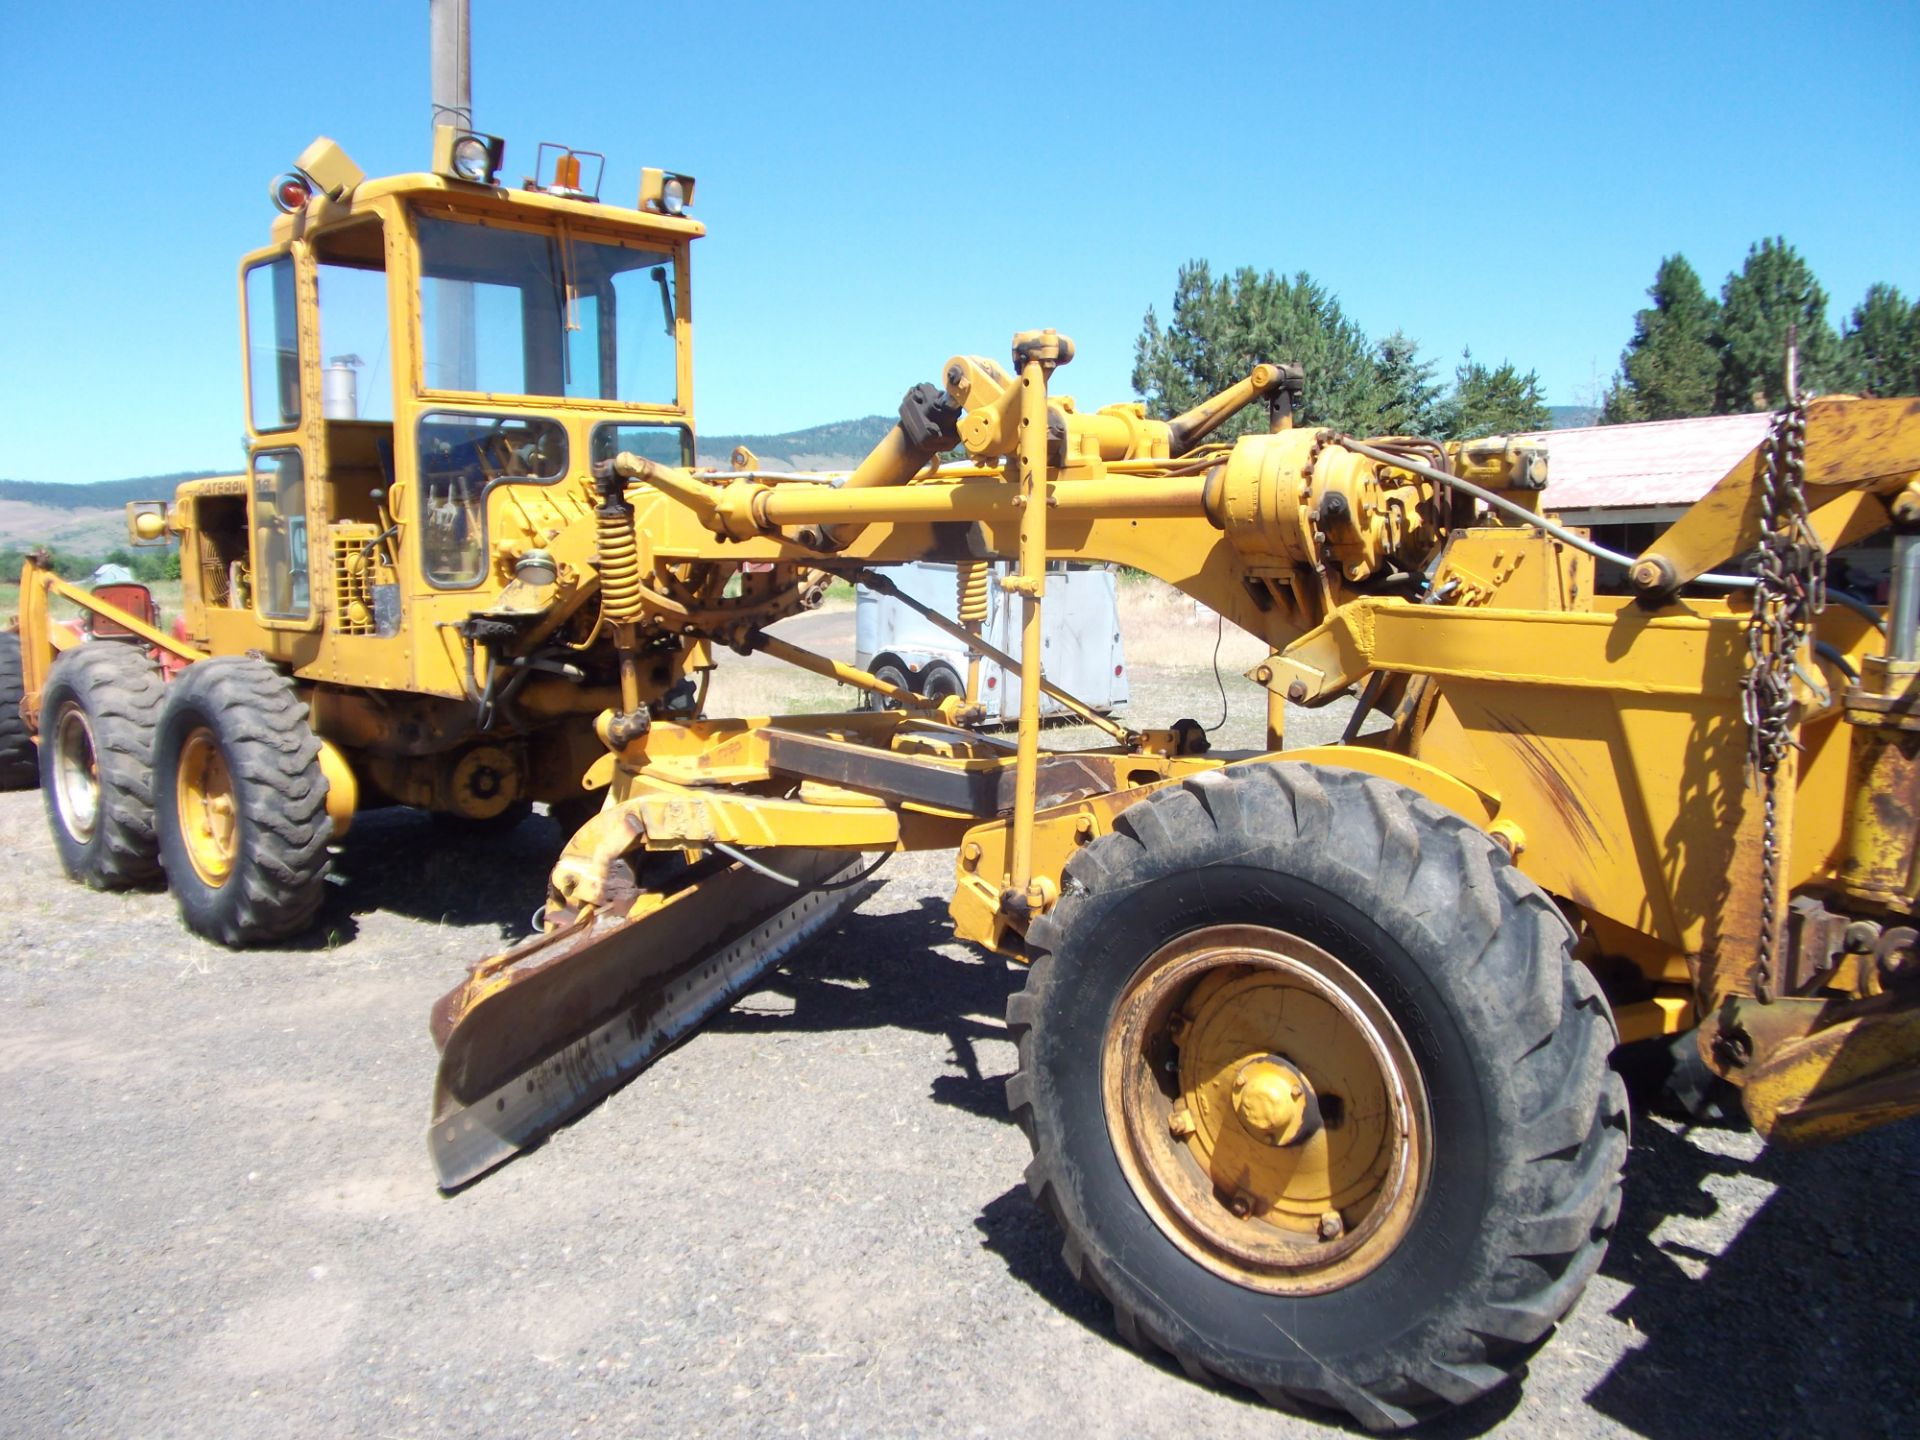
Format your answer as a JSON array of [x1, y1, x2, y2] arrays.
[[416, 214, 679, 405]]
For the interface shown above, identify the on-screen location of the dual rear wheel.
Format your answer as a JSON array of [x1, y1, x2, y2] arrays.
[[0, 632, 39, 791], [37, 642, 166, 888], [37, 648, 332, 945]]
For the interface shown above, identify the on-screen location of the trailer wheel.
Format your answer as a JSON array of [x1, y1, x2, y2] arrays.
[[1007, 763, 1625, 1431], [152, 657, 332, 946], [38, 642, 165, 888], [0, 632, 39, 790], [866, 659, 911, 712], [920, 661, 964, 703]]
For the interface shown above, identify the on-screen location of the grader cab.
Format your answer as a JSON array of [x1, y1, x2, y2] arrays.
[[6, 122, 1920, 1430], [9, 134, 714, 935]]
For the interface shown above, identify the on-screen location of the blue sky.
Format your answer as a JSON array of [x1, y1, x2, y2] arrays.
[[2, 1, 1915, 483]]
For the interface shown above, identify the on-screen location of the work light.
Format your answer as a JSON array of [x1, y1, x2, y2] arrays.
[[432, 124, 506, 186]]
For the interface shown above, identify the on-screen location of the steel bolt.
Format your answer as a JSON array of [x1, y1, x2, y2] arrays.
[[1318, 1210, 1344, 1241], [1254, 665, 1273, 685], [1286, 680, 1308, 703], [1168, 1107, 1197, 1139], [1629, 556, 1676, 594], [1228, 1193, 1253, 1219]]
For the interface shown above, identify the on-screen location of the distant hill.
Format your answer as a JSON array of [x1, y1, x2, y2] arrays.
[[1547, 405, 1600, 430], [0, 473, 226, 510], [696, 416, 895, 471], [0, 473, 229, 556]]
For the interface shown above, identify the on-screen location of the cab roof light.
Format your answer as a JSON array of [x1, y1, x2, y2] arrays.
[[639, 167, 695, 216], [526, 142, 604, 201], [270, 171, 313, 214], [268, 136, 367, 216], [431, 123, 506, 186]]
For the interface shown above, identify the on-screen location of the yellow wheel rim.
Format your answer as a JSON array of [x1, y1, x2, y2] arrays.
[[1102, 924, 1431, 1296], [176, 729, 239, 886]]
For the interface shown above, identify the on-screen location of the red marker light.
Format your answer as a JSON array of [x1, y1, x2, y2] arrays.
[[270, 172, 312, 214], [1114, 665, 1124, 676]]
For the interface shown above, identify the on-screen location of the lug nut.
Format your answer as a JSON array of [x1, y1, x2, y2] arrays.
[[1169, 1107, 1197, 1139], [1318, 1210, 1344, 1241], [1228, 1193, 1253, 1219]]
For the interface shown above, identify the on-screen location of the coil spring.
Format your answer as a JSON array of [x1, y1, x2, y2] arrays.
[[597, 503, 644, 624], [957, 560, 990, 625]]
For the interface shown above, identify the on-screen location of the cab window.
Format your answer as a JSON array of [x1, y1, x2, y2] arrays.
[[245, 257, 300, 433], [416, 215, 678, 404], [417, 412, 567, 587], [314, 219, 393, 422], [251, 450, 309, 618], [590, 421, 693, 469]]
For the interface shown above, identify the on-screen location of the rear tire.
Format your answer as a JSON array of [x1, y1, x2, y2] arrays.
[[152, 657, 332, 946], [38, 642, 165, 888], [0, 631, 39, 790], [1008, 763, 1625, 1430]]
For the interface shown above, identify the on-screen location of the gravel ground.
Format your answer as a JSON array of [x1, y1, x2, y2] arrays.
[[3, 621, 1918, 1439]]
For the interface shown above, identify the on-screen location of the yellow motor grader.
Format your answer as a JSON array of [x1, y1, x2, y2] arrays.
[[8, 125, 1920, 1430]]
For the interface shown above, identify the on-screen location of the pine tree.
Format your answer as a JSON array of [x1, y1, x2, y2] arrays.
[[1439, 352, 1551, 439], [1373, 331, 1444, 435], [1601, 255, 1719, 422], [1132, 261, 1391, 438], [1839, 283, 1920, 397], [1714, 238, 1840, 410], [1598, 374, 1642, 424]]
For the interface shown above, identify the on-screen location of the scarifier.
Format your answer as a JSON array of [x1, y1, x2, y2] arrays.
[[8, 112, 1920, 1430]]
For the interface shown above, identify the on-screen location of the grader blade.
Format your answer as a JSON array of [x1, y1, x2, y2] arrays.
[[428, 849, 872, 1189]]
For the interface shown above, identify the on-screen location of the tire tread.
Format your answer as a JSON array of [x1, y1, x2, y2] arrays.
[[154, 657, 331, 946], [1006, 761, 1625, 1430], [39, 642, 165, 887]]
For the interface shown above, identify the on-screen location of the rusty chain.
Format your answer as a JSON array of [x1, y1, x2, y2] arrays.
[[1742, 390, 1824, 1003]]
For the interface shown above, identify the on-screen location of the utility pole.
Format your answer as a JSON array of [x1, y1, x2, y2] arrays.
[[428, 0, 476, 389]]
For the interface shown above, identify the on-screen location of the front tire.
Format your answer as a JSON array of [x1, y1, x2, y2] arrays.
[[38, 642, 165, 887], [1008, 763, 1625, 1430], [152, 657, 332, 946]]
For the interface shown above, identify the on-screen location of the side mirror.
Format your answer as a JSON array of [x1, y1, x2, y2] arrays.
[[652, 266, 675, 336]]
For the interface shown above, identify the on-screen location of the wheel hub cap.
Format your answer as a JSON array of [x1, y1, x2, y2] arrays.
[[1102, 924, 1431, 1296], [178, 730, 238, 885], [1231, 1055, 1310, 1147]]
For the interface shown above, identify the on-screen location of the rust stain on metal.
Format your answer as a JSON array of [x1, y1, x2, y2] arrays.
[[1482, 708, 1604, 859]]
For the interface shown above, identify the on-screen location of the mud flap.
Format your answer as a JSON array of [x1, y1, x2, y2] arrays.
[[429, 849, 875, 1189]]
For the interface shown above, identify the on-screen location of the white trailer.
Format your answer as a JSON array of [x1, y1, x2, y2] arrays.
[[853, 561, 1129, 721]]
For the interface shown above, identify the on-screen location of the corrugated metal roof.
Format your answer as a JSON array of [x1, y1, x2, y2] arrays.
[[1521, 412, 1772, 511]]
